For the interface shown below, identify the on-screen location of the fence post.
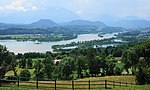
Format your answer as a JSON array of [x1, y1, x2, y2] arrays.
[[105, 80, 107, 89], [89, 80, 90, 90], [0, 76, 1, 87], [17, 76, 19, 87], [72, 80, 74, 90], [113, 81, 115, 88], [120, 82, 121, 87], [126, 82, 127, 87], [55, 80, 56, 90], [36, 75, 38, 89]]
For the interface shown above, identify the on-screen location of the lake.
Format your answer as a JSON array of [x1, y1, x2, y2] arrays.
[[0, 33, 117, 54]]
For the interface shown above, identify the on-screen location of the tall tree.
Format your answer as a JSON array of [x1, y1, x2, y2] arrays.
[[76, 56, 87, 78], [59, 57, 75, 80], [86, 48, 96, 76], [122, 48, 139, 74], [0, 45, 14, 76]]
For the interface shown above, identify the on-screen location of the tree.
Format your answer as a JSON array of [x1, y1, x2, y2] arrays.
[[92, 56, 102, 76], [139, 40, 150, 67], [34, 60, 44, 79], [20, 69, 31, 81], [59, 57, 75, 80], [76, 56, 87, 78], [42, 55, 53, 65], [0, 45, 14, 77], [19, 59, 26, 68], [86, 48, 96, 76], [106, 61, 115, 76], [27, 58, 33, 69], [122, 48, 139, 74], [44, 64, 53, 79]]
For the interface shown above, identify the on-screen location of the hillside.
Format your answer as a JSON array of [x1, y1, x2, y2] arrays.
[[28, 19, 58, 28], [61, 20, 106, 27]]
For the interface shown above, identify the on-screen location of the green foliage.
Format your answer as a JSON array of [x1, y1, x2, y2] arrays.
[[58, 57, 76, 80], [27, 58, 33, 69], [0, 45, 14, 76], [34, 60, 44, 79], [115, 67, 122, 75], [44, 64, 53, 79], [19, 59, 26, 68], [76, 56, 87, 78], [20, 69, 31, 81], [136, 67, 150, 85]]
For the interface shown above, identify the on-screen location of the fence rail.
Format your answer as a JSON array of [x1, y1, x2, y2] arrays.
[[0, 76, 134, 90]]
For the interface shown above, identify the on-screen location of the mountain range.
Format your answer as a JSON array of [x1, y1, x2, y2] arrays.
[[0, 19, 107, 29], [0, 19, 150, 29]]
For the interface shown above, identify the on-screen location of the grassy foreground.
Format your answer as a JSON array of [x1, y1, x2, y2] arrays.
[[0, 76, 136, 90], [0, 85, 150, 90]]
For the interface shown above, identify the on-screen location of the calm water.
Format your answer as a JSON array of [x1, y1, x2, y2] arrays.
[[0, 33, 117, 54]]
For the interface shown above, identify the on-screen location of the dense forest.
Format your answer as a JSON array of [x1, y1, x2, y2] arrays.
[[0, 39, 149, 85]]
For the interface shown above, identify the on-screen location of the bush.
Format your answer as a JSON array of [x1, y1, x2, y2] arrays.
[[115, 67, 122, 75], [20, 69, 31, 81], [136, 67, 150, 85], [6, 76, 17, 81]]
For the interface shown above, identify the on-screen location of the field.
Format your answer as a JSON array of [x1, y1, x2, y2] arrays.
[[0, 84, 150, 90], [1, 75, 136, 90]]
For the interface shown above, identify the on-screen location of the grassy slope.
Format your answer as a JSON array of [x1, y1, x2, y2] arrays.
[[78, 75, 135, 83]]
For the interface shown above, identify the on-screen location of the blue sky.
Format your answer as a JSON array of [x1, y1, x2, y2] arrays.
[[0, 0, 150, 23]]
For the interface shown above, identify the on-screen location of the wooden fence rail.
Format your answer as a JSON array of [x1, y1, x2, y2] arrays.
[[0, 76, 134, 90]]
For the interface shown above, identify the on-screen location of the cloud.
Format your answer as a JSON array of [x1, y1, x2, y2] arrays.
[[0, 0, 38, 12], [0, 0, 150, 20]]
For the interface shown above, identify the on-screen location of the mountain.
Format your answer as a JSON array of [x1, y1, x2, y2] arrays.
[[0, 19, 58, 29], [61, 20, 106, 27], [0, 22, 25, 29], [28, 19, 58, 28], [0, 19, 106, 29], [114, 20, 150, 28]]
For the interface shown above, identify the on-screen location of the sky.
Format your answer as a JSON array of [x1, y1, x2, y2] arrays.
[[0, 0, 150, 23]]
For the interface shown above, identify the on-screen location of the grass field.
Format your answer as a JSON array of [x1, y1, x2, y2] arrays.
[[0, 84, 150, 90], [78, 75, 135, 83], [1, 75, 136, 90]]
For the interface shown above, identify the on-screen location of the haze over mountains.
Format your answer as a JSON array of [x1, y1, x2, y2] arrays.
[[0, 18, 150, 29], [0, 19, 107, 29]]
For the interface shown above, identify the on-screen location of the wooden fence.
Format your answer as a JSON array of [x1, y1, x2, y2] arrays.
[[0, 76, 134, 90]]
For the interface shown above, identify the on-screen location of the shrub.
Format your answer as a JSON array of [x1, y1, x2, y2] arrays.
[[136, 67, 150, 85], [20, 69, 31, 81], [115, 67, 122, 75]]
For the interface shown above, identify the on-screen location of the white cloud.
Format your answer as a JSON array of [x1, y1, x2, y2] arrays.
[[0, 0, 38, 12], [32, 6, 38, 10]]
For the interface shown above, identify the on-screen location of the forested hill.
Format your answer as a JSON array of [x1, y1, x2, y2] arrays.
[[0, 19, 106, 29]]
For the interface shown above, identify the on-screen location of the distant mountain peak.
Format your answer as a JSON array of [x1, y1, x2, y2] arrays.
[[29, 19, 58, 28], [63, 20, 106, 27]]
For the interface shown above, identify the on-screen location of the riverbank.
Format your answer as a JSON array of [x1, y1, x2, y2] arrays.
[[0, 34, 77, 42]]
